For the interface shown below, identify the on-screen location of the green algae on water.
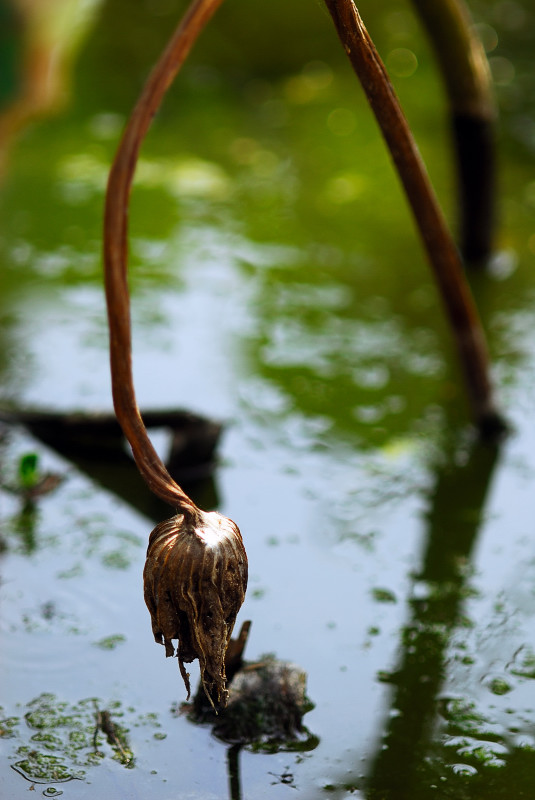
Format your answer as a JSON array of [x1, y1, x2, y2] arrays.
[[2, 694, 139, 786]]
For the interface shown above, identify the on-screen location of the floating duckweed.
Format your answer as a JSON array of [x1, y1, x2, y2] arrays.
[[12, 752, 81, 783], [440, 698, 490, 734], [25, 695, 72, 730], [86, 750, 105, 766], [101, 550, 131, 570], [67, 729, 90, 748], [93, 634, 127, 650], [138, 712, 159, 726], [371, 587, 397, 604], [115, 530, 143, 547], [30, 732, 63, 750], [510, 652, 535, 680], [2, 694, 169, 786], [488, 678, 512, 696], [56, 564, 84, 580], [461, 655, 475, 665], [377, 670, 396, 684], [0, 715, 20, 739]]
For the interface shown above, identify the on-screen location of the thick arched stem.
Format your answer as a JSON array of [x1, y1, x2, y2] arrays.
[[103, 0, 226, 516], [323, 0, 506, 436]]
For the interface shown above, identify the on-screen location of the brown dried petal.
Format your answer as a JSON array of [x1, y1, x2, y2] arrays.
[[143, 510, 248, 707]]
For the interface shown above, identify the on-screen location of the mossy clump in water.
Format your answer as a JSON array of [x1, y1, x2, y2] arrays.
[[2, 694, 137, 787], [188, 654, 317, 752]]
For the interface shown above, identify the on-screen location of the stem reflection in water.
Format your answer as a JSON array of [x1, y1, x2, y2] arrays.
[[227, 745, 242, 800], [367, 435, 501, 798]]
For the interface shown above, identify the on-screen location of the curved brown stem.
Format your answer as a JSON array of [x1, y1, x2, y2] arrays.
[[103, 0, 226, 516], [323, 0, 506, 437]]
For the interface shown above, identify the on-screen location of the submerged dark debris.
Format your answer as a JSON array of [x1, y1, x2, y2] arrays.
[[187, 651, 317, 752]]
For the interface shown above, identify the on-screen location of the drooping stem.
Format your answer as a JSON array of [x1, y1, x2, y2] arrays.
[[410, 0, 496, 263], [323, 0, 506, 436], [103, 0, 226, 516]]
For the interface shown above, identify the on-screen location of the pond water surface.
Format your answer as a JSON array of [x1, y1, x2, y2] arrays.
[[2, 1, 535, 798]]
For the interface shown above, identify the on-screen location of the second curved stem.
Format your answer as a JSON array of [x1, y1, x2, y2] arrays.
[[103, 0, 227, 516], [323, 0, 505, 436]]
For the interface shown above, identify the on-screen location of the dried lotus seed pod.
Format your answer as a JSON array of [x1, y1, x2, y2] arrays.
[[143, 509, 248, 707]]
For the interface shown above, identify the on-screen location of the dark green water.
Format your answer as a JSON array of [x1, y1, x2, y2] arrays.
[[2, 1, 535, 797]]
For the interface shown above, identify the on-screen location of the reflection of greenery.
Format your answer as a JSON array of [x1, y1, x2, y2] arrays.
[[2, 451, 61, 499], [1, 0, 533, 454], [0, 444, 143, 561], [1, 453, 43, 554], [11, 499, 38, 554]]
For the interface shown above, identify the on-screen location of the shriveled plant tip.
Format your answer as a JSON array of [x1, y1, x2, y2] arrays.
[[143, 510, 248, 708]]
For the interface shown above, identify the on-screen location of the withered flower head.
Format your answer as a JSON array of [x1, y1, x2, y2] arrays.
[[143, 509, 248, 707]]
